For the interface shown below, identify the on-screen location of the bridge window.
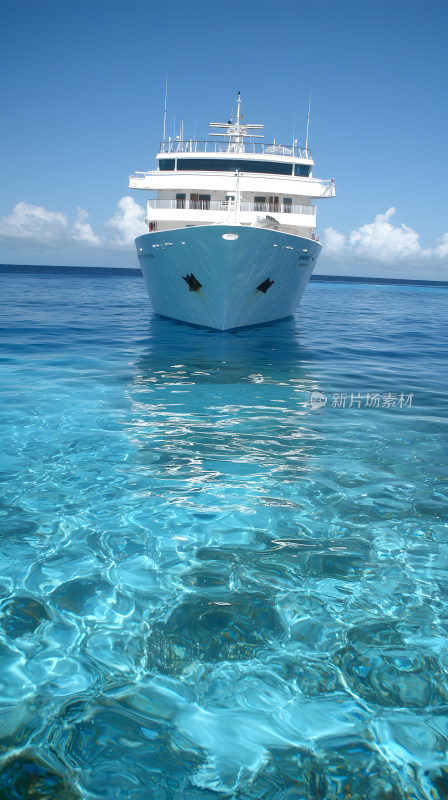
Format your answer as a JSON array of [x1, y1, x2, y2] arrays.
[[159, 159, 175, 171], [294, 164, 311, 177], [177, 158, 293, 176]]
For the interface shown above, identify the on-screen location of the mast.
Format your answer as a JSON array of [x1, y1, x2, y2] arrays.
[[162, 77, 168, 141], [305, 88, 312, 152], [236, 91, 241, 138]]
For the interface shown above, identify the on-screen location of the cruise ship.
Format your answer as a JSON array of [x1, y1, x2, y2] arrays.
[[129, 93, 335, 330]]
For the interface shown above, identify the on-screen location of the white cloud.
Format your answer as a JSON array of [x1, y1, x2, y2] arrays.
[[0, 201, 102, 248], [322, 208, 448, 271], [0, 197, 147, 252], [321, 226, 346, 255], [348, 207, 430, 262], [434, 233, 448, 259], [72, 207, 103, 246], [0, 201, 69, 244], [102, 196, 147, 247]]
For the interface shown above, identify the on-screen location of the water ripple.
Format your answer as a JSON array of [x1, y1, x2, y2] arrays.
[[1, 271, 448, 797]]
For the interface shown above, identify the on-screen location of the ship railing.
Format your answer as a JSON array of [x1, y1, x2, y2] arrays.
[[320, 179, 336, 196], [146, 199, 316, 215], [158, 140, 312, 159], [241, 201, 315, 215]]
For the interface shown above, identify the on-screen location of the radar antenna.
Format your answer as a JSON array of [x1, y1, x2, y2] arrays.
[[209, 92, 264, 152]]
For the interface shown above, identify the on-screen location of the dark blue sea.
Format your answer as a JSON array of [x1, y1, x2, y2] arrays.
[[1, 265, 447, 799]]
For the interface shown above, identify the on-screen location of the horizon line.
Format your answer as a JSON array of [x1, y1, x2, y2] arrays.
[[0, 263, 447, 288]]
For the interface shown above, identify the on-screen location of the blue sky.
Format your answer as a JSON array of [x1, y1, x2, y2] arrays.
[[1, 0, 447, 277]]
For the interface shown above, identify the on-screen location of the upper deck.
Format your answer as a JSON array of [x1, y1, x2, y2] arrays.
[[128, 93, 335, 215], [158, 139, 313, 162]]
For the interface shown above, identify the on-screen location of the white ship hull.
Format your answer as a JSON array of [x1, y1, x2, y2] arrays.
[[135, 224, 321, 331]]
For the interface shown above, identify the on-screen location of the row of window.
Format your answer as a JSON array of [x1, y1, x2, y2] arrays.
[[159, 158, 311, 177]]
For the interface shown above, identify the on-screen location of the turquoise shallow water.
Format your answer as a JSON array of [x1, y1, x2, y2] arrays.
[[1, 266, 447, 799]]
